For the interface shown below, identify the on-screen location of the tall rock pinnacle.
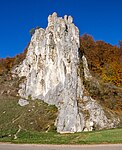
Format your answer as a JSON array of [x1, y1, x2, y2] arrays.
[[14, 12, 119, 133]]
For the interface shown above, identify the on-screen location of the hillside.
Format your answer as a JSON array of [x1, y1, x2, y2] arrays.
[[0, 13, 122, 136], [0, 34, 122, 134], [80, 34, 122, 116], [0, 72, 57, 138], [80, 34, 122, 86]]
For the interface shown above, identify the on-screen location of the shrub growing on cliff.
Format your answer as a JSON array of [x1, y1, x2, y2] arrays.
[[29, 28, 35, 36]]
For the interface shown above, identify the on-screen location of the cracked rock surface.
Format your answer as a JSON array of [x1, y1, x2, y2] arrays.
[[13, 12, 119, 133]]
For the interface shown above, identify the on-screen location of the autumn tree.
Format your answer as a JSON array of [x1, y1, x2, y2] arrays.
[[0, 42, 29, 75], [80, 34, 122, 86]]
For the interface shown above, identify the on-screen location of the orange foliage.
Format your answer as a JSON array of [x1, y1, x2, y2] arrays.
[[0, 43, 29, 75], [80, 34, 122, 86]]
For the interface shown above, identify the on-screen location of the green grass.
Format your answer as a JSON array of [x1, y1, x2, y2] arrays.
[[0, 95, 58, 133], [0, 128, 122, 144], [0, 75, 122, 145]]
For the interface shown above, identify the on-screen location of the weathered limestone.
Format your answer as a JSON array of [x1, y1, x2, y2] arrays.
[[14, 12, 120, 133], [18, 98, 29, 107]]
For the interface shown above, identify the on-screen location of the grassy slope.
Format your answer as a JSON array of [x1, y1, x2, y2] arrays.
[[0, 72, 58, 135], [0, 96, 57, 133], [0, 129, 122, 144], [0, 92, 122, 144]]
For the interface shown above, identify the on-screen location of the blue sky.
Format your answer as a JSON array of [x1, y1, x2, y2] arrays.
[[0, 0, 122, 58]]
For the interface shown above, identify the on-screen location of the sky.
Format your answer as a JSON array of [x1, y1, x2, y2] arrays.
[[0, 0, 122, 58]]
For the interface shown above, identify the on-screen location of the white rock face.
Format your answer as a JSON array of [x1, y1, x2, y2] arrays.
[[14, 13, 119, 133], [18, 98, 29, 107]]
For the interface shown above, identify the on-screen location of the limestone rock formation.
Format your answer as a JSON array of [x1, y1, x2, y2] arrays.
[[13, 12, 119, 133]]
